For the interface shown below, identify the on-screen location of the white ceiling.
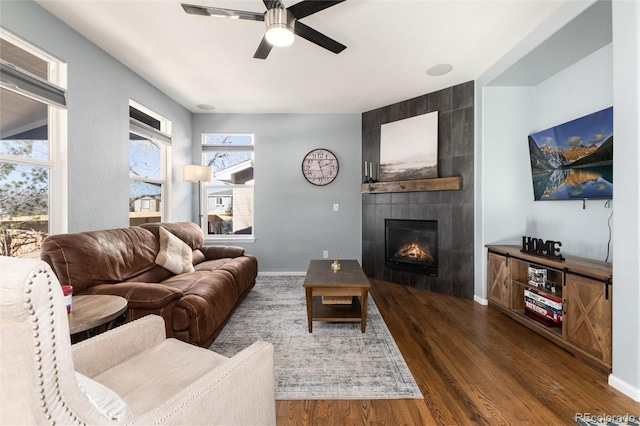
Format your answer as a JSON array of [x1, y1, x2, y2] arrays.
[[36, 0, 565, 114]]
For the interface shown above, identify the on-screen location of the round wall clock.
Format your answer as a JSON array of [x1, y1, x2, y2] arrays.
[[302, 148, 339, 186]]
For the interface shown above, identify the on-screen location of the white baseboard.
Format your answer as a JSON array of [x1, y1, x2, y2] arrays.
[[258, 271, 306, 277], [609, 373, 640, 402], [474, 295, 488, 306]]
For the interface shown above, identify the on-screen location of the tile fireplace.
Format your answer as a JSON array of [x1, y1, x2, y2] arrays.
[[361, 80, 474, 299]]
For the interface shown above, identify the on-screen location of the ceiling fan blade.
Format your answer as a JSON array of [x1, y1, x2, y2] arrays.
[[253, 36, 274, 59], [262, 0, 283, 10], [294, 21, 346, 54], [288, 0, 345, 20], [181, 3, 264, 21]]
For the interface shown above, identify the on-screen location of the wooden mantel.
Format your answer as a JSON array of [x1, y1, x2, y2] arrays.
[[361, 176, 462, 194]]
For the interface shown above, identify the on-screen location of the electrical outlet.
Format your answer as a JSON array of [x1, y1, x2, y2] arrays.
[[323, 250, 329, 258], [333, 203, 339, 211]]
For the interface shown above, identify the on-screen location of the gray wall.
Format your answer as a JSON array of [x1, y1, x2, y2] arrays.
[[1, 1, 193, 232], [361, 82, 474, 299], [481, 45, 614, 264], [192, 113, 362, 273], [610, 0, 640, 402], [476, 0, 640, 400]]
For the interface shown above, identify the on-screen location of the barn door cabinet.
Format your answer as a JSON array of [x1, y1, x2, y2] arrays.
[[487, 252, 510, 308], [486, 244, 612, 371]]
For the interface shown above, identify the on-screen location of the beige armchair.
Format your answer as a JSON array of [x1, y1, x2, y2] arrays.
[[0, 256, 276, 425]]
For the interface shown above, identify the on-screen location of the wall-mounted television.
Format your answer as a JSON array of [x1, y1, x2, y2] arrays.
[[527, 107, 613, 201]]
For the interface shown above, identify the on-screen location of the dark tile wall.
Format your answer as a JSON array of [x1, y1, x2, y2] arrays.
[[362, 81, 474, 299]]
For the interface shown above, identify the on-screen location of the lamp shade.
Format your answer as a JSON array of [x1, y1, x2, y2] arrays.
[[183, 164, 212, 182]]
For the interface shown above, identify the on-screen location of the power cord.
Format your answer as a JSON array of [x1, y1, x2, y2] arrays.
[[604, 199, 613, 262]]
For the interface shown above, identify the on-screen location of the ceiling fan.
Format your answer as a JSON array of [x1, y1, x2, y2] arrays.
[[181, 0, 347, 59]]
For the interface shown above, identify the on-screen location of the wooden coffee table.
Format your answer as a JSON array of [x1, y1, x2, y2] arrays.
[[303, 259, 371, 333], [68, 295, 128, 336]]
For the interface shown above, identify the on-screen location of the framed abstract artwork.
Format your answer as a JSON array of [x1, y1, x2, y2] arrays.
[[380, 111, 439, 181]]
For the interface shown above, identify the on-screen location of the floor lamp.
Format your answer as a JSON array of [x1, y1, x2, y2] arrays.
[[183, 164, 213, 228]]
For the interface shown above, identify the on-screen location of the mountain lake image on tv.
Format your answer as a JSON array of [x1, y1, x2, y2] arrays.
[[528, 107, 613, 201]]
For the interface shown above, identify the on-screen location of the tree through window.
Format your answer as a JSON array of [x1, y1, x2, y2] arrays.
[[128, 102, 170, 226], [0, 30, 67, 257], [202, 134, 254, 238]]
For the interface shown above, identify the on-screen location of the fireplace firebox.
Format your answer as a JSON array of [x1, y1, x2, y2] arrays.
[[385, 219, 438, 276]]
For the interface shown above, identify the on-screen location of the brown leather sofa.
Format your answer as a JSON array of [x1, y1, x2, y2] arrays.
[[40, 221, 258, 347]]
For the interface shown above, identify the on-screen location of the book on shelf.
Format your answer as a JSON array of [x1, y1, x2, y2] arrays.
[[524, 296, 562, 318], [524, 289, 562, 310], [524, 303, 563, 327], [524, 299, 562, 323], [524, 288, 563, 325]]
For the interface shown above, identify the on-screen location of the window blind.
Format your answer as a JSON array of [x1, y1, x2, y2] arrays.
[[129, 118, 172, 145], [0, 59, 66, 109]]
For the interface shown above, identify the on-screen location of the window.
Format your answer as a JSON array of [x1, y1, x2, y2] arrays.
[[128, 101, 171, 226], [202, 134, 254, 240], [0, 29, 67, 257]]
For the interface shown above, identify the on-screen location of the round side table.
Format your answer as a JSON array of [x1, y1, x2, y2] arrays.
[[68, 295, 128, 336]]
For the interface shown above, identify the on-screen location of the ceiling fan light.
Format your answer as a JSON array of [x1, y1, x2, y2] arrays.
[[266, 27, 294, 46], [265, 8, 295, 47]]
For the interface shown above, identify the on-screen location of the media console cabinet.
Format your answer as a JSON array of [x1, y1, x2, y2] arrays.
[[486, 244, 612, 371]]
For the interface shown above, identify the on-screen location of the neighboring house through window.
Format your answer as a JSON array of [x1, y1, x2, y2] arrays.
[[128, 101, 171, 226], [202, 134, 254, 241], [0, 28, 67, 257]]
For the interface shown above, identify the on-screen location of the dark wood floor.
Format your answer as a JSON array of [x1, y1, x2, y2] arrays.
[[276, 279, 640, 425]]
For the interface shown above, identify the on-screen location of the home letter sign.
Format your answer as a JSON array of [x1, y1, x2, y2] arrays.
[[521, 236, 565, 260]]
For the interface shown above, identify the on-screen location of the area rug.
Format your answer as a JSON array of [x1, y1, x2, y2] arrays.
[[209, 275, 423, 400]]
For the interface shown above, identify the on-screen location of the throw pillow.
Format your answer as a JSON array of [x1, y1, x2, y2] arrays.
[[155, 226, 195, 274], [75, 372, 134, 422]]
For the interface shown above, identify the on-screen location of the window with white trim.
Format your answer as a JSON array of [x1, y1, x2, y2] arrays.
[[0, 28, 67, 257], [202, 134, 254, 240], [128, 101, 171, 225]]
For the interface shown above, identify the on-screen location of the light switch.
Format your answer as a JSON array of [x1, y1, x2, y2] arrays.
[[333, 204, 339, 211]]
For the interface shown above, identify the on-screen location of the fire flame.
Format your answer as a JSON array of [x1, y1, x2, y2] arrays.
[[395, 243, 433, 263]]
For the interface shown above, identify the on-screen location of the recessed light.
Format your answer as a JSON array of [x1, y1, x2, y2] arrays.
[[426, 64, 453, 76], [197, 104, 215, 111]]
